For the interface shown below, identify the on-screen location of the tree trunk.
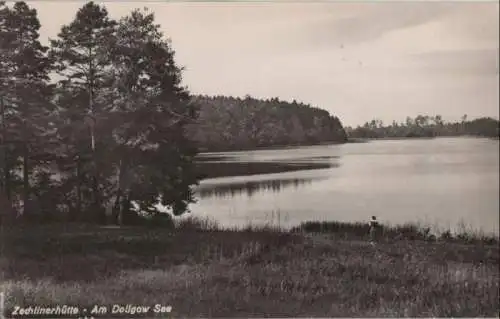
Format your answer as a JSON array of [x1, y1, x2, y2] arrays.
[[116, 159, 127, 226], [92, 174, 105, 224], [91, 138, 102, 223], [120, 191, 132, 226], [0, 191, 15, 224], [75, 155, 82, 221], [22, 143, 29, 216], [87, 50, 104, 224], [0, 96, 11, 201], [113, 192, 121, 225], [4, 159, 11, 200]]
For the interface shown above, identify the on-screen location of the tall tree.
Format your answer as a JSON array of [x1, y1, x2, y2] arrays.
[[103, 8, 198, 223], [0, 1, 14, 204], [0, 1, 53, 218], [50, 1, 116, 223]]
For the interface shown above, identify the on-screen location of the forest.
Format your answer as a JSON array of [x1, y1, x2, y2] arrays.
[[0, 1, 347, 225], [187, 95, 347, 152], [345, 115, 500, 139]]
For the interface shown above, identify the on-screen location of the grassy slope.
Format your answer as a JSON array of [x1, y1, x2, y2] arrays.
[[1, 224, 499, 317]]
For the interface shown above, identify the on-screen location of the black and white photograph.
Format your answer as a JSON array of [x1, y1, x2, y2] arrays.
[[0, 0, 499, 317]]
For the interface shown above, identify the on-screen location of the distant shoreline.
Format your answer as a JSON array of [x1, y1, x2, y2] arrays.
[[347, 135, 500, 143], [346, 136, 435, 143]]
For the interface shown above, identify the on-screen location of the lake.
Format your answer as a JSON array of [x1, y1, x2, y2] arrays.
[[189, 137, 499, 234]]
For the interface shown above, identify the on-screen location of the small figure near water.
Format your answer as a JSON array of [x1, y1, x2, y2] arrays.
[[369, 216, 379, 246]]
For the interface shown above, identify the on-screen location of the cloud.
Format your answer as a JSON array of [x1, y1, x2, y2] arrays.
[[274, 2, 455, 50]]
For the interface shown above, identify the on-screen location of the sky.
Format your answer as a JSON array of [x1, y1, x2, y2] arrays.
[[24, 1, 500, 127]]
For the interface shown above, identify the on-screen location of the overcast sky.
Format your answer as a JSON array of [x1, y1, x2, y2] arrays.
[[27, 1, 499, 126]]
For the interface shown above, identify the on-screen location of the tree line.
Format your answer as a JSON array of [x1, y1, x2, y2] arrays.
[[345, 115, 500, 139], [0, 1, 348, 225], [187, 95, 347, 152]]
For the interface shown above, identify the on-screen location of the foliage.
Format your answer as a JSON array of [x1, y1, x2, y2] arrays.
[[0, 1, 200, 225], [102, 8, 199, 219], [0, 1, 54, 220], [187, 95, 347, 152], [49, 1, 118, 223], [345, 114, 500, 139]]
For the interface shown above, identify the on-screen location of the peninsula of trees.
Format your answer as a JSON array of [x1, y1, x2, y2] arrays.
[[187, 95, 347, 152], [345, 115, 500, 140]]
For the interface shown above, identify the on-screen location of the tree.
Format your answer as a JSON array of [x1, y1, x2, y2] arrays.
[[50, 1, 117, 223], [0, 1, 14, 204], [405, 116, 413, 127], [103, 8, 199, 223], [0, 1, 54, 219], [461, 114, 468, 123], [434, 115, 443, 127]]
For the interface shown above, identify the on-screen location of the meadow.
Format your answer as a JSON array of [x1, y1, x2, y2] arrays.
[[0, 218, 498, 317]]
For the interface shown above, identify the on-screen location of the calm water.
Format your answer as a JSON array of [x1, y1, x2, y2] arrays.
[[189, 138, 499, 234]]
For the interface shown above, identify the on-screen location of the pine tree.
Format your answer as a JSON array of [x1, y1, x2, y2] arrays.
[[0, 1, 14, 205], [50, 1, 117, 223], [104, 8, 198, 223], [0, 1, 54, 219]]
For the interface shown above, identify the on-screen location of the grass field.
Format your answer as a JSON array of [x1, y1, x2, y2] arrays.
[[1, 219, 498, 317]]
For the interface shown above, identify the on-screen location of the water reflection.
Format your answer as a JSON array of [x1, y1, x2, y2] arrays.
[[196, 154, 341, 179], [196, 177, 326, 199]]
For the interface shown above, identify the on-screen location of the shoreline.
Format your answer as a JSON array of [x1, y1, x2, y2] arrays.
[[3, 217, 498, 245], [1, 219, 498, 317], [347, 135, 499, 143], [196, 140, 346, 154]]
